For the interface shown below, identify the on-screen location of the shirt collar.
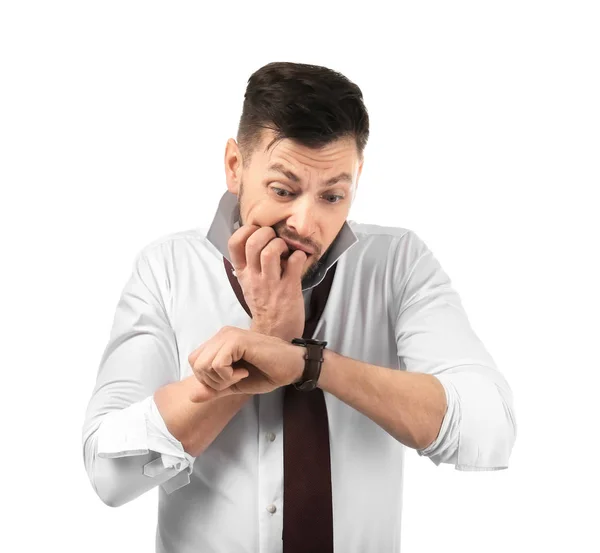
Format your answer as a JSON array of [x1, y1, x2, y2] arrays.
[[206, 190, 358, 291]]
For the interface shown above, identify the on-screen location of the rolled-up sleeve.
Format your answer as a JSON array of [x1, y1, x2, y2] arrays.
[[81, 243, 195, 506], [393, 231, 517, 470], [94, 394, 196, 492]]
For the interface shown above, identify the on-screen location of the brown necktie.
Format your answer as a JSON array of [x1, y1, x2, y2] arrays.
[[223, 257, 335, 552]]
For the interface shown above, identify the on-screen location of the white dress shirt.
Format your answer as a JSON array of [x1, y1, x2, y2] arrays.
[[82, 190, 517, 553]]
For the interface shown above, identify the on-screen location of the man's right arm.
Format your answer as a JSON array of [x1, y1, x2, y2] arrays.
[[87, 381, 251, 508], [153, 376, 251, 458], [81, 244, 252, 508]]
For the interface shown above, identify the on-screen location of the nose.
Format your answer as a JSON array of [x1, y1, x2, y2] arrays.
[[285, 200, 317, 246]]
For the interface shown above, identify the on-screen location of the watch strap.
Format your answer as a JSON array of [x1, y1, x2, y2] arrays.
[[291, 338, 327, 391]]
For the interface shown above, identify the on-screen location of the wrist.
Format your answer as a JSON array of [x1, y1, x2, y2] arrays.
[[250, 322, 298, 343], [183, 375, 254, 402], [315, 348, 335, 390]]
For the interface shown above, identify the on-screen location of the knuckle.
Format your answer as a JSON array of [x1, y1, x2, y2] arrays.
[[258, 225, 275, 237], [246, 228, 263, 243], [260, 248, 276, 260], [260, 238, 287, 261], [250, 226, 275, 244], [223, 325, 239, 336], [191, 362, 202, 376]]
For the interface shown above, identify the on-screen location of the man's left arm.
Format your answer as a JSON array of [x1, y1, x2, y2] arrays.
[[316, 349, 448, 451], [318, 232, 517, 470]]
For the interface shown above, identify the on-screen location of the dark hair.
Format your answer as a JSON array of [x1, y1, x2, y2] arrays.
[[236, 61, 369, 168]]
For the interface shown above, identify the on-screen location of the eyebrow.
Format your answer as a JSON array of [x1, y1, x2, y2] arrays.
[[266, 162, 353, 187]]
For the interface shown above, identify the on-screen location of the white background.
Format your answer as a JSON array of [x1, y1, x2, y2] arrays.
[[1, 1, 598, 551]]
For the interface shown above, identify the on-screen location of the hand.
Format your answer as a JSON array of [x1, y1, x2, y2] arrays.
[[187, 326, 305, 402], [228, 224, 307, 341]]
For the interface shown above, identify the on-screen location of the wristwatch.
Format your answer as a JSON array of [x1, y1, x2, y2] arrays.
[[291, 338, 328, 391]]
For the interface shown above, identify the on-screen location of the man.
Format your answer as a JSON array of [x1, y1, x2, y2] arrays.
[[82, 61, 516, 552]]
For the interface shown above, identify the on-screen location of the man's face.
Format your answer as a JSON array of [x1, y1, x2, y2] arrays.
[[224, 129, 363, 282]]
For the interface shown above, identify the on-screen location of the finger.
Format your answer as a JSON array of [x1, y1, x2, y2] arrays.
[[261, 237, 290, 280], [225, 369, 251, 394], [201, 372, 230, 391], [203, 369, 226, 386], [190, 335, 227, 383], [201, 366, 249, 394], [211, 341, 250, 383], [228, 224, 260, 273], [188, 326, 226, 367], [282, 248, 307, 281], [210, 363, 234, 381], [205, 365, 248, 386], [188, 343, 205, 367], [245, 226, 277, 274], [189, 368, 248, 402], [190, 329, 249, 398], [189, 379, 225, 402]]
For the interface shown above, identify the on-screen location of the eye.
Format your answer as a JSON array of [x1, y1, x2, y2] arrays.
[[324, 194, 344, 204], [271, 187, 345, 204], [271, 187, 294, 198]]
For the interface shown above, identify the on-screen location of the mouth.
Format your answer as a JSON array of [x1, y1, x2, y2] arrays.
[[282, 238, 315, 256]]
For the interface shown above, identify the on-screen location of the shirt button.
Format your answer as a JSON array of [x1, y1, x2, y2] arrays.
[[266, 504, 277, 514], [266, 432, 276, 442]]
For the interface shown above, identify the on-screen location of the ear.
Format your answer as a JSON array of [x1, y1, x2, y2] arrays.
[[224, 138, 242, 195]]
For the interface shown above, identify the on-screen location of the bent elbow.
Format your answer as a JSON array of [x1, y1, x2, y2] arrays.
[[431, 371, 517, 470], [94, 474, 129, 508], [82, 431, 134, 508], [458, 380, 517, 470], [489, 385, 518, 461], [88, 455, 134, 508]]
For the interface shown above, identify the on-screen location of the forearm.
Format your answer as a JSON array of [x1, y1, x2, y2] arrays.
[[154, 375, 252, 457], [317, 349, 447, 450], [86, 377, 251, 508]]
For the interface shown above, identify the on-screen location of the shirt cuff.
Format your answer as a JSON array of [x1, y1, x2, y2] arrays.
[[433, 369, 515, 470], [96, 395, 197, 494]]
